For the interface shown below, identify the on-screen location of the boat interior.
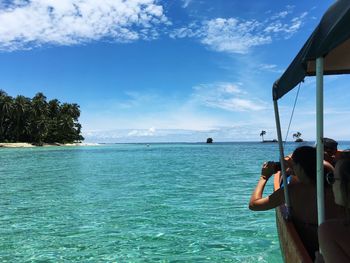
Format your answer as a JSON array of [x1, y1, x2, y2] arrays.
[[273, 172, 346, 262]]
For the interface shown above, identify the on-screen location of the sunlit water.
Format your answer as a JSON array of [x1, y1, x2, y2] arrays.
[[1, 142, 349, 262]]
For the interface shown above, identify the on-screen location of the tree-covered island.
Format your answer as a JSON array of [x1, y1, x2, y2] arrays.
[[0, 90, 84, 145]]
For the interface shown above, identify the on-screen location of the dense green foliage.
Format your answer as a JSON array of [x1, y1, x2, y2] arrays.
[[0, 90, 84, 144]]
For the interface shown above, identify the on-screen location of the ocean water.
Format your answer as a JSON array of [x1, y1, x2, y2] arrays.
[[1, 142, 349, 262]]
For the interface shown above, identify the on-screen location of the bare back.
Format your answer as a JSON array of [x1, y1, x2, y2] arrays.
[[288, 183, 345, 258]]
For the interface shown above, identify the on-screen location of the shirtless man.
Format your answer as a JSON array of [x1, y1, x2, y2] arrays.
[[323, 137, 350, 166]]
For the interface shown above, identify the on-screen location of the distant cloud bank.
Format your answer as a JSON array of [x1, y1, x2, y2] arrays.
[[0, 0, 168, 51], [83, 125, 269, 143]]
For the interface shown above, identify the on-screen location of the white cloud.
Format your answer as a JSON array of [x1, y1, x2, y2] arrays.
[[259, 63, 283, 73], [0, 0, 168, 51], [271, 11, 290, 20], [116, 91, 158, 109], [191, 82, 266, 111], [182, 0, 192, 8], [79, 82, 277, 143], [81, 75, 350, 143], [171, 18, 271, 54], [221, 83, 244, 94], [170, 7, 308, 54], [83, 124, 274, 143], [0, 2, 309, 53], [200, 18, 271, 54], [270, 5, 294, 20], [264, 12, 307, 38], [127, 127, 156, 137]]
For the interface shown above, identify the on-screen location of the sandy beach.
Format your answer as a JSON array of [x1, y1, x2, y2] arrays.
[[0, 142, 99, 148], [0, 143, 35, 148]]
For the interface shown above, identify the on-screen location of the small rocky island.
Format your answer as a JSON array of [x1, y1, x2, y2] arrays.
[[259, 130, 277, 143], [206, 137, 213, 143], [293, 132, 303, 142]]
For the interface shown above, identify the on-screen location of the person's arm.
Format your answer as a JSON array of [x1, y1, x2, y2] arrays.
[[249, 162, 285, 211], [324, 160, 334, 173], [284, 155, 294, 175]]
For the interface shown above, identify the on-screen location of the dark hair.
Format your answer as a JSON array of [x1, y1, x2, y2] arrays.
[[292, 146, 317, 182], [323, 137, 338, 151]]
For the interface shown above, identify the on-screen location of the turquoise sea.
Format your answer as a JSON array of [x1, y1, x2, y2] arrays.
[[1, 142, 350, 262]]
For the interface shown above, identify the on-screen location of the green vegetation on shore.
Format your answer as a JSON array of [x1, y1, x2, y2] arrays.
[[0, 90, 84, 145]]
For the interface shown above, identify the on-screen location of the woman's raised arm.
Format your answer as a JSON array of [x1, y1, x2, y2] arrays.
[[249, 162, 285, 211]]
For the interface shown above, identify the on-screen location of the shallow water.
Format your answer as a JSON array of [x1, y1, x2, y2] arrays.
[[1, 142, 349, 262]]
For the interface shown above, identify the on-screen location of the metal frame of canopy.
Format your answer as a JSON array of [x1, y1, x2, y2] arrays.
[[272, 0, 350, 230]]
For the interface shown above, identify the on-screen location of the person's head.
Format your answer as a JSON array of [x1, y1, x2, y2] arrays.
[[332, 159, 350, 208], [291, 146, 316, 183], [324, 137, 338, 156]]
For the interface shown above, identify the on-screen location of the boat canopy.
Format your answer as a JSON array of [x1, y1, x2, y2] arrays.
[[273, 0, 350, 101]]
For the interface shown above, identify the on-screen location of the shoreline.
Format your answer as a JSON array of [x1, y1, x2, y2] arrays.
[[0, 142, 99, 148]]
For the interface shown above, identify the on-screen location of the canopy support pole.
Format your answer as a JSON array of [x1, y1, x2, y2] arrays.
[[316, 57, 325, 226], [274, 99, 291, 218]]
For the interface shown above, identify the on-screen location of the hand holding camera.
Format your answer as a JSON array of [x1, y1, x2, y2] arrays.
[[261, 161, 280, 180]]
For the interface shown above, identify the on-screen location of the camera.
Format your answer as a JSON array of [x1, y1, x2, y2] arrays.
[[274, 161, 281, 172]]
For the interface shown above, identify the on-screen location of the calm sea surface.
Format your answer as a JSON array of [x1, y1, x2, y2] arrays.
[[1, 142, 350, 262]]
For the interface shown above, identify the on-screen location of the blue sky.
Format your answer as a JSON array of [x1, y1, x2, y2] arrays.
[[0, 0, 349, 143]]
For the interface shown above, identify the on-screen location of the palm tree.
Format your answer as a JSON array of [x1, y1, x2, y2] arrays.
[[13, 95, 31, 141], [0, 92, 13, 141], [29, 93, 49, 144], [59, 103, 82, 142], [46, 99, 61, 143], [260, 130, 266, 142], [293, 132, 303, 142], [0, 90, 84, 144], [31, 92, 48, 116], [48, 99, 61, 119]]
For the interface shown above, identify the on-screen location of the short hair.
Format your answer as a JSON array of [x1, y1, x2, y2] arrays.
[[292, 146, 317, 182], [323, 137, 338, 151], [336, 159, 350, 207]]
